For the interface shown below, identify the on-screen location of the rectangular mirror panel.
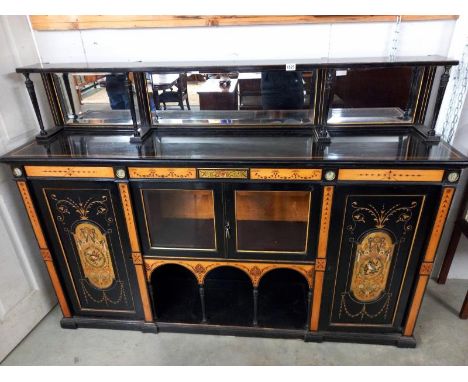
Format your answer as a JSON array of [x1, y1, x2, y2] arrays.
[[148, 71, 315, 126]]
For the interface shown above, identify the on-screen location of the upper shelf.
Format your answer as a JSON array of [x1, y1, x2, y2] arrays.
[[16, 55, 459, 73], [3, 130, 467, 166]]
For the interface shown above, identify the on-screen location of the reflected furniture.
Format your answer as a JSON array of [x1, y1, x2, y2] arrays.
[[197, 78, 239, 110], [2, 56, 468, 347], [152, 73, 190, 111]]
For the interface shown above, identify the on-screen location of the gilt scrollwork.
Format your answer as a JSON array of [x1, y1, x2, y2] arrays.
[[347, 201, 417, 233], [50, 194, 113, 225]]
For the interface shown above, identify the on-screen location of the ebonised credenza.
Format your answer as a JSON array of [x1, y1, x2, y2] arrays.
[[2, 56, 467, 347]]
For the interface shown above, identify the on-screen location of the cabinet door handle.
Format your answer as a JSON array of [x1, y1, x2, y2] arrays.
[[225, 222, 231, 239]]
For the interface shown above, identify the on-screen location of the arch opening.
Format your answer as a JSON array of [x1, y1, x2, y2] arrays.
[[150, 264, 202, 323], [204, 266, 253, 326], [258, 268, 309, 329]]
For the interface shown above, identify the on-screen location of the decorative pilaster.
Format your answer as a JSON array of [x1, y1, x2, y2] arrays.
[[403, 187, 455, 337], [310, 186, 334, 331], [16, 180, 71, 318], [118, 182, 153, 322]]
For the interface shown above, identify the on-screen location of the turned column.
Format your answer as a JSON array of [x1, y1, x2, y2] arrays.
[[23, 73, 47, 136], [428, 65, 451, 138], [62, 73, 78, 120]]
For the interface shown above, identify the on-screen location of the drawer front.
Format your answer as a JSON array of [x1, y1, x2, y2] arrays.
[[31, 180, 143, 319], [319, 184, 439, 332]]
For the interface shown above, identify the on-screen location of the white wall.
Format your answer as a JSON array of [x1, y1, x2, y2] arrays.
[[34, 20, 456, 63]]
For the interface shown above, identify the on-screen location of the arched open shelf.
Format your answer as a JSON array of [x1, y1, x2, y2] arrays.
[[258, 268, 309, 329], [150, 264, 202, 323], [204, 266, 254, 326]]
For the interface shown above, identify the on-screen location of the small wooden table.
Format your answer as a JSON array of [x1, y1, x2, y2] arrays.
[[197, 79, 239, 110]]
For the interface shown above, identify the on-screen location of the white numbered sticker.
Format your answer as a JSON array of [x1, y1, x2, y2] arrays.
[[336, 70, 348, 76], [286, 63, 296, 71]]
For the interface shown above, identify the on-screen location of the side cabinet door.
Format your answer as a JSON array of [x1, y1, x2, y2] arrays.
[[320, 185, 439, 333], [30, 180, 144, 319]]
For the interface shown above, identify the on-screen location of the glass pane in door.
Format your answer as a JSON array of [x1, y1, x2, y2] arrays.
[[235, 191, 311, 253], [142, 189, 216, 250]]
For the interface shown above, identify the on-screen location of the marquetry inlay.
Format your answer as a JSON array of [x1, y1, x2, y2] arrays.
[[419, 262, 433, 276], [338, 169, 444, 182], [16, 181, 71, 318], [117, 182, 152, 322], [424, 187, 454, 262], [132, 253, 143, 265], [118, 183, 140, 253], [40, 249, 52, 261], [198, 168, 248, 179], [315, 258, 327, 271], [24, 165, 115, 178], [250, 168, 322, 181], [128, 167, 196, 179], [403, 274, 430, 336], [318, 186, 334, 259], [17, 181, 47, 249], [144, 259, 314, 288]]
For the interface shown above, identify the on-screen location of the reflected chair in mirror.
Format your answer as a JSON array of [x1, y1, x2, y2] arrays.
[[153, 73, 190, 111]]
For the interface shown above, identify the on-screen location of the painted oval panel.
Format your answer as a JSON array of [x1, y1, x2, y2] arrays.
[[350, 231, 394, 302], [72, 222, 115, 289]]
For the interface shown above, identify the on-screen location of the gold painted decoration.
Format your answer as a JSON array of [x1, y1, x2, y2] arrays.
[[198, 168, 248, 179], [25, 166, 114, 178], [350, 231, 394, 302], [144, 258, 314, 288], [338, 169, 444, 182], [73, 222, 115, 289], [128, 167, 196, 179], [423, 187, 454, 262], [250, 168, 322, 181]]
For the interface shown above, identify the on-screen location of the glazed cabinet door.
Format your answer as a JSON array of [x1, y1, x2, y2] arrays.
[[319, 184, 439, 332], [224, 182, 320, 261], [131, 181, 224, 259], [30, 180, 144, 319]]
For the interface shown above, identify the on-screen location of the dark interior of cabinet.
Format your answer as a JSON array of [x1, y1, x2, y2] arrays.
[[258, 269, 308, 329], [151, 264, 202, 323], [204, 266, 254, 326], [142, 189, 216, 250], [151, 264, 309, 330]]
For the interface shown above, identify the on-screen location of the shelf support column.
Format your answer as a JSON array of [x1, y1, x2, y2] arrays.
[[23, 72, 47, 136], [62, 73, 78, 120], [426, 65, 451, 141], [253, 286, 259, 326], [125, 72, 140, 139], [199, 284, 207, 323]]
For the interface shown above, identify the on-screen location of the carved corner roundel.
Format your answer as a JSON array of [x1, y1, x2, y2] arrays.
[[350, 231, 394, 302]]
